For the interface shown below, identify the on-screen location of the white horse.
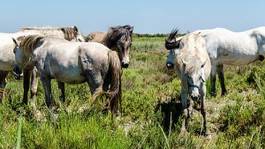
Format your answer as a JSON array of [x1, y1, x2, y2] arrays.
[[166, 31, 211, 135], [13, 35, 122, 114], [166, 27, 265, 96], [0, 26, 85, 103]]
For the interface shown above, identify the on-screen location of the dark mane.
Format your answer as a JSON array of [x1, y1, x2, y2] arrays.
[[168, 28, 179, 41], [20, 35, 44, 53], [105, 25, 133, 49], [61, 26, 79, 41], [165, 28, 180, 50]]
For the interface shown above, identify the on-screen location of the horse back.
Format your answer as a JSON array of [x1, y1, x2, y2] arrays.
[[87, 32, 107, 43]]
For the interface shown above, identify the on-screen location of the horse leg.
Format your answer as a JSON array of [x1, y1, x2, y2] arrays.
[[217, 64, 227, 96], [84, 70, 104, 109], [30, 67, 38, 99], [57, 81, 65, 102], [200, 84, 208, 136], [210, 65, 217, 97], [22, 69, 31, 105], [180, 87, 189, 133], [0, 71, 9, 103], [40, 75, 53, 109]]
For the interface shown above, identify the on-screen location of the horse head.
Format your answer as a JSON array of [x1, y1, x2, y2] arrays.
[[165, 29, 182, 69], [180, 57, 207, 105], [13, 35, 43, 79], [107, 25, 134, 68]]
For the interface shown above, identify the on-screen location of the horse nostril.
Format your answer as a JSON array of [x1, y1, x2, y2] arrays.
[[12, 65, 22, 80], [191, 95, 199, 101], [191, 92, 200, 100], [122, 63, 129, 68], [166, 63, 174, 69]]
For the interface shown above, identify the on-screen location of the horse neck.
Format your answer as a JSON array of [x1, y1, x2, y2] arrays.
[[103, 33, 117, 50]]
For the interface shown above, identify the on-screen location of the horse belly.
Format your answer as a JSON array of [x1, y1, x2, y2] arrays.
[[51, 67, 86, 84], [219, 54, 258, 65], [55, 73, 86, 84]]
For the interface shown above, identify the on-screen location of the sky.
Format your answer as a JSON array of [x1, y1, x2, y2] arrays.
[[0, 0, 265, 34]]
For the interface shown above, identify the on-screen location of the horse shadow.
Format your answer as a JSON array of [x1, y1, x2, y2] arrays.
[[155, 96, 183, 134]]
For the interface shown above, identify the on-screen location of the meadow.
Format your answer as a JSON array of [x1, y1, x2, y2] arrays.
[[0, 35, 265, 148]]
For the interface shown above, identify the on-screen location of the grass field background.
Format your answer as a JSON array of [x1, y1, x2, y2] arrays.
[[0, 35, 265, 148]]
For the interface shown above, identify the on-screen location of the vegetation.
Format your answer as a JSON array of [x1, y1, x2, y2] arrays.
[[0, 35, 265, 148]]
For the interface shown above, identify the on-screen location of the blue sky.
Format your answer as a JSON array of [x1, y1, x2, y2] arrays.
[[0, 0, 264, 34]]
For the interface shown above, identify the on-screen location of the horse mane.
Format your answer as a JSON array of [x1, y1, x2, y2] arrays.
[[165, 28, 179, 50], [21, 26, 79, 41], [20, 35, 44, 53], [105, 25, 133, 48], [61, 26, 79, 41], [168, 28, 179, 41]]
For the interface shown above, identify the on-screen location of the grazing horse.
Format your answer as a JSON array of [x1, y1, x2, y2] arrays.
[[166, 27, 265, 96], [165, 31, 211, 135], [86, 25, 134, 68], [0, 26, 85, 103], [13, 35, 121, 114]]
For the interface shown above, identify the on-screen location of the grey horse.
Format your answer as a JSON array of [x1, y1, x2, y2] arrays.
[[13, 35, 122, 114]]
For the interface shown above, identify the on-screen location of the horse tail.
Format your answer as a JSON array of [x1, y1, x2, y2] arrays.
[[107, 50, 122, 114]]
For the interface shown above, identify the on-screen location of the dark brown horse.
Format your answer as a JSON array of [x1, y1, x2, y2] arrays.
[[86, 25, 134, 68]]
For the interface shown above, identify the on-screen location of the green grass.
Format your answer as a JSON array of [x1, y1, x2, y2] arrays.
[[1, 36, 265, 148]]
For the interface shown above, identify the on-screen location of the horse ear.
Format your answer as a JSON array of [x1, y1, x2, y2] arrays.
[[109, 27, 118, 35], [73, 26, 78, 32], [129, 26, 134, 34], [12, 38, 18, 47], [61, 28, 65, 33], [36, 36, 43, 42]]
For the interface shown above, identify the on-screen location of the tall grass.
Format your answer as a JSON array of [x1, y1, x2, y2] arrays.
[[0, 36, 265, 148]]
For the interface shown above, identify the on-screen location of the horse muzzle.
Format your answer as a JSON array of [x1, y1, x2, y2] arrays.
[[121, 62, 129, 68], [166, 62, 174, 69], [12, 65, 23, 80], [190, 88, 200, 101]]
